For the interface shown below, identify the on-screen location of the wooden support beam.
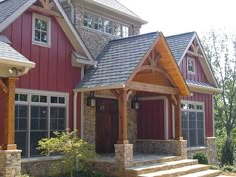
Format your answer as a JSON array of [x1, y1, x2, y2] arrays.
[[0, 79, 8, 94], [117, 89, 129, 144], [110, 89, 120, 99], [170, 94, 177, 105], [174, 95, 183, 140], [127, 81, 179, 95], [2, 78, 18, 150], [30, 5, 62, 18]]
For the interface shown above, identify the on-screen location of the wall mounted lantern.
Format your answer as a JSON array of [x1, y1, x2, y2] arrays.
[[131, 95, 139, 110], [87, 91, 96, 107]]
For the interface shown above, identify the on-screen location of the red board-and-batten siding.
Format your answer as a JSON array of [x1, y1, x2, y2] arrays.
[[180, 55, 213, 137], [0, 10, 82, 144]]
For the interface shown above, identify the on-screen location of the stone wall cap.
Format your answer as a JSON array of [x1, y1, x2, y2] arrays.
[[187, 146, 207, 151], [21, 155, 63, 163], [0, 149, 22, 153]]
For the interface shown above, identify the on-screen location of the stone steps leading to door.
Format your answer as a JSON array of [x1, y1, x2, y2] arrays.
[[126, 158, 221, 177]]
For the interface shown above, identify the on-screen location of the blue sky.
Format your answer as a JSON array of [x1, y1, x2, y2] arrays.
[[118, 0, 236, 37]]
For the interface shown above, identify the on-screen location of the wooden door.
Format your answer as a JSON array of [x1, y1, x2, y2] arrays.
[[96, 98, 118, 153]]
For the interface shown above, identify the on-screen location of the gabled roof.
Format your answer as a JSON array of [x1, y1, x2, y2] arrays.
[[166, 32, 195, 63], [0, 0, 36, 32], [76, 32, 159, 90], [0, 0, 94, 64], [85, 0, 147, 24], [166, 32, 218, 88]]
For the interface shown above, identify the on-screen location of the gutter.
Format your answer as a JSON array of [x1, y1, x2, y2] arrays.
[[188, 83, 222, 94]]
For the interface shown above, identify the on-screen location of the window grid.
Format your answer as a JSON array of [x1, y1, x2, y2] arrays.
[[15, 90, 68, 158], [83, 12, 129, 37], [187, 56, 195, 74], [181, 102, 204, 147]]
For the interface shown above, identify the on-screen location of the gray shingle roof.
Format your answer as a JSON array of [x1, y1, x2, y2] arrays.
[[76, 32, 159, 90], [91, 0, 140, 19], [186, 80, 215, 88], [0, 41, 29, 62], [166, 32, 195, 62], [0, 0, 32, 24]]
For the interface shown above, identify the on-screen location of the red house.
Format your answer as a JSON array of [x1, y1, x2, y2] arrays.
[[0, 0, 221, 176]]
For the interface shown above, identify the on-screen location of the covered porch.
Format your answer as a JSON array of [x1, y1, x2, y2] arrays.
[[75, 32, 190, 170]]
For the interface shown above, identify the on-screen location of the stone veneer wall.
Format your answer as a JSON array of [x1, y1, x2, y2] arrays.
[[83, 90, 137, 145], [0, 150, 21, 177], [135, 139, 187, 158], [187, 137, 217, 164], [69, 1, 141, 58]]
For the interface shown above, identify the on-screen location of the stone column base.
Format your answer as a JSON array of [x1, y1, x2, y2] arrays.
[[173, 140, 187, 159], [0, 150, 21, 177], [206, 137, 217, 164], [115, 144, 133, 167]]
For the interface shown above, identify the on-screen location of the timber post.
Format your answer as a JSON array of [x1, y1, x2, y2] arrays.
[[2, 77, 18, 150], [174, 94, 183, 140]]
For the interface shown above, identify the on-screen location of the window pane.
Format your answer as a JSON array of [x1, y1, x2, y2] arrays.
[[15, 105, 28, 130], [84, 13, 93, 28], [94, 16, 103, 31], [114, 23, 121, 36], [41, 32, 47, 43], [30, 131, 48, 156], [31, 95, 39, 102], [197, 112, 204, 128], [104, 19, 112, 34], [189, 112, 196, 129], [122, 26, 129, 37], [50, 107, 66, 131], [59, 97, 65, 104], [189, 129, 197, 147], [15, 132, 27, 157], [40, 95, 47, 103], [181, 111, 188, 129], [198, 129, 204, 146], [34, 30, 40, 41], [20, 94, 27, 102], [51, 96, 58, 103], [31, 106, 47, 130], [35, 19, 41, 29], [40, 20, 47, 31], [15, 94, 19, 101]]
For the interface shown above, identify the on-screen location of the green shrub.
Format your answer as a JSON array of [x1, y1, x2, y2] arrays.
[[38, 130, 98, 177], [21, 174, 30, 177], [193, 152, 209, 164], [221, 165, 234, 172]]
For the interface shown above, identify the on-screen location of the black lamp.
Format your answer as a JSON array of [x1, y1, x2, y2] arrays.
[[87, 91, 96, 107], [131, 95, 139, 110]]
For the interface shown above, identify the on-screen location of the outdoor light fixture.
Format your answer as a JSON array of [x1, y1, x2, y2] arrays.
[[87, 91, 96, 107], [131, 95, 139, 110]]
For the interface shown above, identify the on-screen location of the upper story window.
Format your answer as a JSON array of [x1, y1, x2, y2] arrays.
[[187, 56, 195, 74], [32, 13, 51, 47], [83, 12, 129, 37]]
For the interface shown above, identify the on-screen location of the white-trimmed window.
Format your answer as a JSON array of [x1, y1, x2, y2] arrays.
[[181, 101, 205, 147], [187, 56, 195, 74], [15, 90, 69, 158], [83, 12, 129, 37], [32, 13, 51, 47]]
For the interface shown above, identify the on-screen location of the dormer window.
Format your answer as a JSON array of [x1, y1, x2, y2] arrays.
[[187, 56, 195, 74], [83, 12, 129, 37], [32, 14, 51, 47]]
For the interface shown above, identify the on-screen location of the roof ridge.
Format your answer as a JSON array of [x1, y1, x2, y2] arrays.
[[109, 31, 159, 43], [166, 31, 196, 38]]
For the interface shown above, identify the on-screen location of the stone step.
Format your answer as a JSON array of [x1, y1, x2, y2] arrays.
[[132, 155, 182, 167], [137, 164, 209, 177], [126, 159, 198, 175], [180, 169, 221, 177]]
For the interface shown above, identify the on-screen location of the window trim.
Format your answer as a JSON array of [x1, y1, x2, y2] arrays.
[[32, 13, 51, 48], [15, 89, 69, 158], [181, 100, 205, 147], [83, 11, 129, 37], [187, 56, 195, 75]]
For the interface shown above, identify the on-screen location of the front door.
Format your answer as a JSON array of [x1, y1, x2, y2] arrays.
[[96, 98, 118, 153]]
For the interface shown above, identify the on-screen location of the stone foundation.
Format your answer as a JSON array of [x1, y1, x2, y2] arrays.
[[135, 139, 187, 159], [115, 144, 133, 167], [0, 150, 21, 177]]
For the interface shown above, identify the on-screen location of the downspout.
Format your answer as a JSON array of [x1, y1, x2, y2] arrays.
[[67, 0, 75, 24], [73, 91, 78, 131]]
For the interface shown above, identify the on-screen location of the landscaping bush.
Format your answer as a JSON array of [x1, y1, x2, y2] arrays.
[[221, 138, 234, 166], [221, 165, 235, 172], [38, 130, 99, 177], [193, 152, 209, 164]]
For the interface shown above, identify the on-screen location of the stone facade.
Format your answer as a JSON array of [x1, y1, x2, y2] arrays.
[[115, 144, 133, 167], [187, 137, 217, 164], [135, 140, 187, 159], [0, 150, 21, 177]]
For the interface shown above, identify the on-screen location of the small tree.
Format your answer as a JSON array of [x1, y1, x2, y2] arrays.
[[38, 130, 97, 177]]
